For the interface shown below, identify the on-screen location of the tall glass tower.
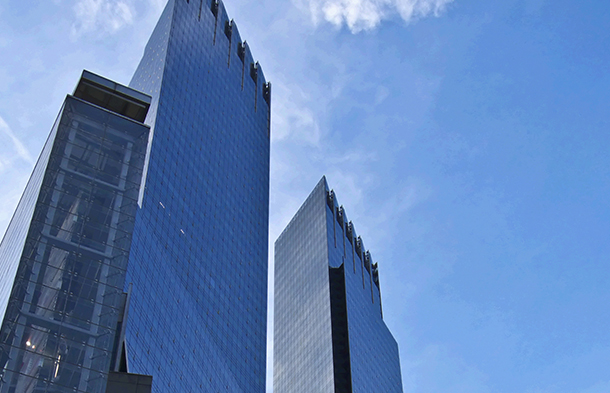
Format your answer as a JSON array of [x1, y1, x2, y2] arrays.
[[0, 71, 151, 393], [124, 0, 271, 392], [274, 177, 403, 393]]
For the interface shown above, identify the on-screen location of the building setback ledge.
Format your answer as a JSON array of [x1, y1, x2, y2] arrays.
[[74, 70, 151, 123]]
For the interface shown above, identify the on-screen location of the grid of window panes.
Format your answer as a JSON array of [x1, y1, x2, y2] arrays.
[[0, 97, 149, 393], [0, 105, 61, 325], [125, 0, 270, 391], [326, 188, 404, 393], [274, 178, 336, 393]]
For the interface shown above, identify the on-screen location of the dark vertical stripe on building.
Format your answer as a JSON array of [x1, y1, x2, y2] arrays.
[[329, 264, 353, 393]]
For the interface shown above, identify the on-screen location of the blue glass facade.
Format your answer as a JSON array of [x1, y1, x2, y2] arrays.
[[275, 177, 403, 393], [0, 71, 151, 393], [274, 180, 335, 393], [125, 0, 270, 391]]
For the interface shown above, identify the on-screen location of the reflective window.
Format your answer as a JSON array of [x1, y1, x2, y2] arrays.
[[0, 97, 149, 393], [125, 0, 271, 391], [274, 178, 403, 393]]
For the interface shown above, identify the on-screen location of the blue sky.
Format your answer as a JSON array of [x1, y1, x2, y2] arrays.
[[1, 0, 609, 391]]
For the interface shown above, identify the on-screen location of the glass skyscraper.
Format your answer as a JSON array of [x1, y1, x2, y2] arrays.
[[124, 0, 271, 392], [0, 0, 270, 391], [274, 177, 403, 393], [0, 71, 151, 393]]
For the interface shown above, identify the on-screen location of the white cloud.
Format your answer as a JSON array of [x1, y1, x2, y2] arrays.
[[71, 0, 135, 37], [0, 116, 34, 238], [403, 344, 492, 393], [0, 116, 33, 165], [272, 83, 321, 145], [325, 169, 367, 217], [147, 0, 167, 14], [273, 99, 320, 145], [298, 0, 454, 32], [374, 85, 390, 105]]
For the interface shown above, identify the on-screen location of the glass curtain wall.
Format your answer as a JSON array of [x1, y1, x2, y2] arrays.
[[0, 97, 148, 393]]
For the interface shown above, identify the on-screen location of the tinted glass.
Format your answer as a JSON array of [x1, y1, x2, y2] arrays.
[[274, 179, 335, 393], [126, 0, 271, 391], [0, 97, 149, 393], [274, 177, 403, 392]]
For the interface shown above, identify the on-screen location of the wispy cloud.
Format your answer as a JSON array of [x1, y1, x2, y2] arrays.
[[403, 343, 492, 393], [272, 82, 322, 145], [71, 0, 134, 37], [148, 0, 167, 14], [0, 116, 33, 165], [297, 0, 454, 32], [0, 116, 34, 238]]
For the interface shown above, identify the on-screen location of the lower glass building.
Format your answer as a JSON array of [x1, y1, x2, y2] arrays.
[[0, 71, 150, 393], [274, 177, 404, 393]]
